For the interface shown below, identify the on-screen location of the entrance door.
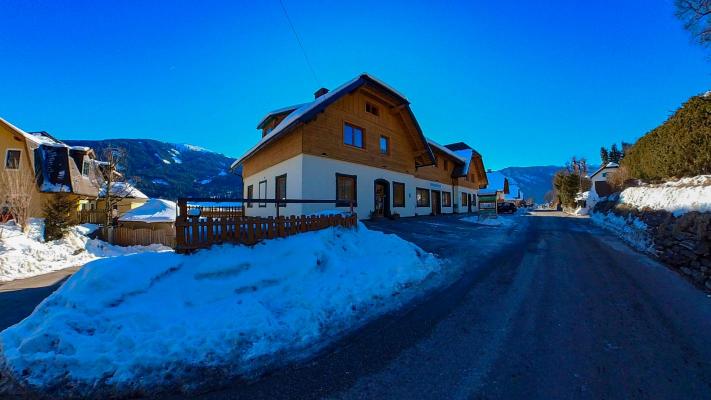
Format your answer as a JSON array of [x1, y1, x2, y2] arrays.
[[431, 190, 441, 215], [374, 179, 389, 218]]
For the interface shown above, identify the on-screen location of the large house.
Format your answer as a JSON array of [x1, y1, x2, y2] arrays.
[[0, 118, 101, 221], [231, 74, 488, 219]]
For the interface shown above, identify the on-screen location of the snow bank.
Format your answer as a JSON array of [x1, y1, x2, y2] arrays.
[[118, 199, 176, 223], [460, 216, 517, 227], [618, 175, 711, 216], [0, 224, 441, 397], [590, 212, 653, 253], [0, 220, 169, 282]]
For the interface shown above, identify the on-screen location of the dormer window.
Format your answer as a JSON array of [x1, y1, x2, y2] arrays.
[[82, 159, 91, 177], [365, 102, 379, 116]]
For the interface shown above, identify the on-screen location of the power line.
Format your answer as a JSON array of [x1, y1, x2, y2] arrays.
[[278, 0, 320, 86]]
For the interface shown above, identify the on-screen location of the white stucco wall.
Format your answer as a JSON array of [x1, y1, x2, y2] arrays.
[[242, 155, 304, 218]]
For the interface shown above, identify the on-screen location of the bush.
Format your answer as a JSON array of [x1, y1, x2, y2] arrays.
[[622, 95, 711, 180], [44, 195, 75, 241]]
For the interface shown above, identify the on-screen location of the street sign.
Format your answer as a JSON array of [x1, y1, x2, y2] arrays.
[[478, 194, 498, 219]]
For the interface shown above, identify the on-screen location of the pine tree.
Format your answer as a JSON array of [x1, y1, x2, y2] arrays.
[[600, 147, 609, 164], [609, 143, 621, 163], [44, 194, 75, 241]]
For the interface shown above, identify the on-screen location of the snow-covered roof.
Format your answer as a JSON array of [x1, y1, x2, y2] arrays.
[[0, 117, 46, 146], [231, 73, 433, 169], [426, 139, 466, 164], [99, 181, 148, 199], [118, 199, 176, 223], [255, 103, 308, 129], [589, 162, 619, 179], [481, 171, 509, 195]]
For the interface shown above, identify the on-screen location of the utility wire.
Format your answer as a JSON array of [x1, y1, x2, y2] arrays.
[[278, 0, 320, 87]]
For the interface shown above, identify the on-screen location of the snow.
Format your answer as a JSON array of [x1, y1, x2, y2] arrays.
[[452, 149, 473, 173], [171, 156, 182, 164], [427, 139, 466, 164], [617, 175, 711, 216], [460, 216, 517, 227], [175, 143, 212, 153], [187, 201, 243, 207], [154, 153, 171, 164], [39, 182, 71, 193], [118, 199, 176, 223], [0, 224, 441, 396], [198, 178, 212, 185], [255, 103, 308, 129], [590, 211, 653, 252], [99, 181, 148, 199], [152, 179, 169, 185], [218, 170, 228, 176], [0, 219, 169, 282]]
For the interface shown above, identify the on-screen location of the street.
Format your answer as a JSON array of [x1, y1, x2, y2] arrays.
[[191, 211, 711, 399]]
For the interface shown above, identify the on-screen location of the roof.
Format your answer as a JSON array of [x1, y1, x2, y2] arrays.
[[481, 171, 509, 195], [118, 199, 176, 223], [589, 162, 620, 179], [427, 139, 466, 164], [443, 142, 484, 177], [231, 73, 435, 169], [255, 103, 307, 129], [99, 181, 148, 199]]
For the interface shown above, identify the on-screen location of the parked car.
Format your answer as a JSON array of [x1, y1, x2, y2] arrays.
[[497, 202, 517, 214]]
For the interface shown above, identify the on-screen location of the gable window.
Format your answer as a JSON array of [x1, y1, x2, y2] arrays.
[[258, 180, 267, 207], [461, 192, 468, 207], [247, 185, 254, 208], [82, 159, 91, 177], [379, 135, 389, 155], [343, 123, 364, 148], [443, 191, 452, 207], [365, 102, 380, 116], [416, 188, 430, 207], [5, 149, 21, 170], [336, 173, 357, 207], [393, 182, 405, 207], [275, 174, 287, 207]]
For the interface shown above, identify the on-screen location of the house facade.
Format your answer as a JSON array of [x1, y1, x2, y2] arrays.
[[232, 74, 488, 219], [0, 118, 101, 221], [480, 170, 510, 202]]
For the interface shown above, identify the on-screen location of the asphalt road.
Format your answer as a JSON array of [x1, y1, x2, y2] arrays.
[[190, 211, 711, 400]]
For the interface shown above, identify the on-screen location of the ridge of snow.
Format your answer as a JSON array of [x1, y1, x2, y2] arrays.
[[618, 175, 711, 216]]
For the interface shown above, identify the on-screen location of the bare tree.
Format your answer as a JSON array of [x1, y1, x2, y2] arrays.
[[94, 146, 135, 226], [0, 162, 36, 234], [676, 0, 711, 46]]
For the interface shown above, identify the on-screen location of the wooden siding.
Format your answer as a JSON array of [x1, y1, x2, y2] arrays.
[[242, 127, 304, 178], [414, 147, 460, 185]]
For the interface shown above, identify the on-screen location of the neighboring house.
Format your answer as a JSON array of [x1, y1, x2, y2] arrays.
[[231, 73, 488, 219], [118, 198, 176, 232], [480, 170, 510, 202], [0, 118, 101, 220], [589, 162, 619, 199], [505, 179, 525, 205], [91, 181, 149, 216]]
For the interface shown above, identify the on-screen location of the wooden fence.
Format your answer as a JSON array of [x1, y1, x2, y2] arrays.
[[175, 214, 357, 253], [77, 210, 105, 224], [100, 226, 176, 248]]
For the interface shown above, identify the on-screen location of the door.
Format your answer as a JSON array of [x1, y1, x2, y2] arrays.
[[431, 190, 441, 215], [374, 179, 389, 218]]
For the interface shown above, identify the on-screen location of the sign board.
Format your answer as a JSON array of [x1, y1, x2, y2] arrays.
[[478, 194, 498, 218]]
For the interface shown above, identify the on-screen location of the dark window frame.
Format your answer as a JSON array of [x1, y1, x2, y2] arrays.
[[443, 191, 452, 207], [365, 102, 380, 116], [343, 122, 365, 149], [81, 159, 91, 177], [461, 192, 468, 206], [335, 173, 358, 207], [392, 181, 405, 207], [258, 180, 267, 207], [416, 187, 430, 207], [4, 149, 21, 170], [379, 135, 390, 155], [247, 185, 254, 208], [275, 174, 287, 207]]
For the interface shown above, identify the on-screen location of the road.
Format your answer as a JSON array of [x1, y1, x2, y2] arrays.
[[190, 210, 711, 400]]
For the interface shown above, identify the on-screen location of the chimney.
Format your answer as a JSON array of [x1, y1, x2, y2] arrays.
[[314, 87, 329, 99]]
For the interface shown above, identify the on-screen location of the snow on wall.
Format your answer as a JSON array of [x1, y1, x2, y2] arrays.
[[0, 224, 442, 396], [618, 175, 711, 216], [590, 211, 654, 253]]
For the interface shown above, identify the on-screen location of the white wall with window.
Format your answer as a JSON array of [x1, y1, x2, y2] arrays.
[[242, 155, 304, 218]]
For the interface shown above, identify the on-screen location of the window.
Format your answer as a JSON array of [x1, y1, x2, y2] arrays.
[[336, 173, 357, 207], [275, 174, 287, 207], [343, 123, 364, 148], [5, 149, 20, 170], [247, 185, 254, 208], [443, 191, 452, 207], [461, 192, 468, 206], [416, 188, 430, 207], [365, 102, 379, 116], [379, 135, 389, 155], [82, 160, 91, 177], [258, 180, 267, 207], [602, 172, 608, 178], [393, 182, 405, 207]]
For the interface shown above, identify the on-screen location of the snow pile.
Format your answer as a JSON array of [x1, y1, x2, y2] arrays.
[[460, 216, 517, 227], [590, 212, 653, 253], [618, 175, 711, 216], [118, 199, 176, 223], [0, 220, 169, 282], [0, 224, 441, 397]]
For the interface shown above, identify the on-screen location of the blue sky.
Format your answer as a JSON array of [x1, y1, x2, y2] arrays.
[[0, 0, 708, 169]]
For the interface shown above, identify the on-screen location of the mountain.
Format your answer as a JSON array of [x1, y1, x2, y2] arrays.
[[64, 139, 242, 200], [497, 166, 562, 203]]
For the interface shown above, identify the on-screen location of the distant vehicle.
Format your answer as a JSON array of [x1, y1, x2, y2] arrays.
[[497, 202, 517, 214]]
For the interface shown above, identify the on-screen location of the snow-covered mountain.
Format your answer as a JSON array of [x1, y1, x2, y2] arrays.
[[497, 166, 562, 203], [64, 139, 242, 199]]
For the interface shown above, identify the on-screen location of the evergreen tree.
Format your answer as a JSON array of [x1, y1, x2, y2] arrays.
[[44, 194, 75, 241], [600, 147, 609, 164], [609, 143, 621, 163]]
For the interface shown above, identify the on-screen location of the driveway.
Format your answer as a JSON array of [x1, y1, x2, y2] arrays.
[[190, 211, 711, 400]]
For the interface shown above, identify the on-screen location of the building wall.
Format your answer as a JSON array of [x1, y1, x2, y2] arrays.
[[243, 154, 305, 218]]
